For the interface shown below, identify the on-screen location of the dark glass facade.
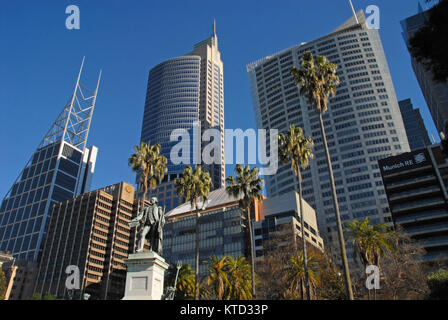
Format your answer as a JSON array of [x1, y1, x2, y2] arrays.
[[0, 142, 96, 261], [163, 204, 247, 275], [398, 99, 431, 151]]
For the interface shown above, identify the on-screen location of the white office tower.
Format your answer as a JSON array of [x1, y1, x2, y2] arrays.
[[247, 11, 410, 265]]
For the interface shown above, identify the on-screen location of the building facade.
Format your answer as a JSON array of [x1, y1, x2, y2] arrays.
[[379, 145, 448, 262], [34, 182, 137, 300], [247, 11, 410, 264], [401, 0, 448, 134], [163, 188, 261, 276], [253, 191, 324, 261], [398, 98, 431, 151], [139, 23, 225, 211], [0, 62, 100, 261], [0, 251, 15, 300], [2, 259, 38, 300]]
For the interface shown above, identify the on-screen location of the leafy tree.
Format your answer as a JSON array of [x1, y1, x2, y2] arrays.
[[226, 164, 264, 298], [409, 0, 448, 83], [345, 218, 398, 269], [0, 268, 7, 300], [175, 165, 212, 300], [291, 51, 353, 300], [351, 230, 429, 300], [128, 141, 167, 202], [314, 252, 346, 300], [427, 268, 448, 300], [278, 124, 314, 299], [256, 225, 344, 300]]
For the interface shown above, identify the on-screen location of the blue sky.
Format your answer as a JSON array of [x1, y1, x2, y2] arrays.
[[0, 0, 438, 198]]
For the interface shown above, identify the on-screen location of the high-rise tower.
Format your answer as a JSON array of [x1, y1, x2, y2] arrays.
[[140, 23, 225, 210], [398, 98, 431, 151], [0, 59, 100, 261], [401, 0, 448, 134], [247, 11, 410, 266]]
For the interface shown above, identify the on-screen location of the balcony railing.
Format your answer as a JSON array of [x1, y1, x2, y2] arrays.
[[406, 223, 448, 236], [389, 185, 440, 201], [387, 174, 436, 189], [395, 210, 448, 224], [392, 198, 445, 213]]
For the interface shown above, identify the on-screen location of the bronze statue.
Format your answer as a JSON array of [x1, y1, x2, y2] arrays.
[[129, 197, 165, 255]]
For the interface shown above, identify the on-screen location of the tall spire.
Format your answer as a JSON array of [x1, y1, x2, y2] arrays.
[[212, 19, 216, 37], [348, 0, 360, 24]]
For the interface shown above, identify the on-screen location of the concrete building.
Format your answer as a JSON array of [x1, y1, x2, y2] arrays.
[[253, 192, 324, 261], [247, 11, 410, 264], [0, 63, 100, 261], [379, 145, 448, 262], [34, 182, 139, 300], [139, 22, 225, 211], [399, 99, 431, 151], [401, 0, 448, 134], [163, 188, 262, 275]]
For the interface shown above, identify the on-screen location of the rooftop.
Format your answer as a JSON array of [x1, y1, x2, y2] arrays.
[[165, 187, 242, 218]]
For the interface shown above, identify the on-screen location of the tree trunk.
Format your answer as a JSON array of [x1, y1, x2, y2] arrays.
[[194, 206, 200, 300], [300, 278, 304, 300], [318, 112, 354, 300], [246, 207, 256, 299], [297, 169, 311, 300]]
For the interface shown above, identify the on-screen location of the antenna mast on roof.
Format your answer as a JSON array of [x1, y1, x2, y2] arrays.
[[348, 0, 360, 24]]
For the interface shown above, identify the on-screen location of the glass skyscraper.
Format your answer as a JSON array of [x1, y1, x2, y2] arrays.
[[164, 188, 250, 275], [140, 23, 225, 210], [0, 60, 100, 261], [247, 11, 410, 265], [401, 0, 448, 134], [398, 98, 431, 151]]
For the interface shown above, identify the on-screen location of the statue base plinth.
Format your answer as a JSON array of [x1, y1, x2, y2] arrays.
[[122, 251, 169, 300]]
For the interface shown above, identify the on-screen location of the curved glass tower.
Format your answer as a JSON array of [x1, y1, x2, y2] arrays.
[[139, 24, 225, 210], [141, 56, 201, 174]]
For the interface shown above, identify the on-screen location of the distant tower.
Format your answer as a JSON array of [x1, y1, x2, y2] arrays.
[[398, 99, 431, 150], [139, 23, 225, 210], [401, 0, 448, 135], [0, 58, 101, 261]]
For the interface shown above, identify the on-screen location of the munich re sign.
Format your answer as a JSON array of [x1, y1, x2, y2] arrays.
[[379, 150, 429, 175]]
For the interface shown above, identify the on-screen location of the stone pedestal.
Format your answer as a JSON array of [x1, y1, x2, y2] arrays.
[[122, 251, 169, 300]]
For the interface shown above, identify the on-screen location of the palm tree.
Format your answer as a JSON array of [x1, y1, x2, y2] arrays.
[[291, 51, 354, 300], [166, 264, 195, 300], [227, 256, 252, 300], [204, 256, 230, 300], [226, 164, 264, 299], [175, 165, 212, 300], [345, 218, 398, 269], [287, 249, 321, 300], [128, 141, 167, 203], [278, 124, 314, 300]]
